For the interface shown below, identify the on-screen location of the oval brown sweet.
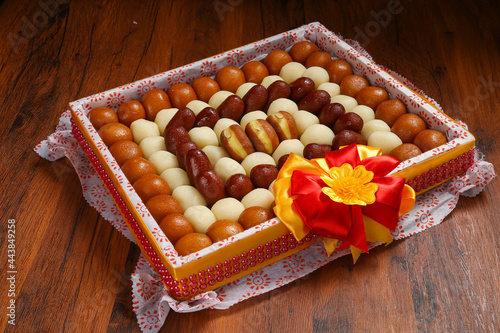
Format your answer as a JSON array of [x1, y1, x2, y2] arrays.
[[185, 148, 213, 185], [391, 114, 427, 143], [98, 122, 133, 147], [303, 143, 333, 159], [264, 80, 291, 111], [277, 154, 290, 170], [174, 233, 213, 256], [140, 89, 172, 121], [121, 157, 156, 184], [117, 100, 146, 127], [175, 141, 198, 170], [298, 90, 331, 115], [88, 107, 118, 130], [225, 174, 254, 201], [206, 219, 244, 243], [215, 66, 246, 93], [167, 83, 197, 109], [194, 170, 227, 207], [263, 50, 293, 75], [333, 112, 364, 134], [250, 164, 279, 189], [220, 125, 255, 163], [325, 59, 353, 84], [163, 125, 190, 154], [389, 143, 422, 161], [340, 75, 369, 97], [165, 107, 196, 131], [305, 51, 333, 68], [195, 107, 220, 128], [289, 40, 319, 64], [238, 206, 275, 230], [133, 174, 171, 203], [332, 130, 367, 150], [146, 194, 182, 222], [356, 86, 390, 110], [245, 119, 279, 154], [191, 77, 220, 103], [241, 61, 269, 84], [108, 140, 142, 166], [318, 103, 345, 128], [289, 77, 315, 103], [375, 99, 407, 127], [217, 95, 245, 121], [413, 129, 447, 152], [158, 213, 194, 244], [243, 85, 268, 114], [266, 111, 298, 141]]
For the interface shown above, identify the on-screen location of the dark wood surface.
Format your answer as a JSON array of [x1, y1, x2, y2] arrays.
[[1, 0, 499, 332]]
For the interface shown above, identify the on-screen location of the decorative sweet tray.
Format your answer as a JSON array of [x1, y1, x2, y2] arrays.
[[69, 22, 475, 300]]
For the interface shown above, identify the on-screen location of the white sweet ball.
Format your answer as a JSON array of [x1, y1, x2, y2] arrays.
[[260, 75, 284, 88], [154, 108, 178, 134], [349, 105, 375, 124], [272, 139, 305, 164], [148, 150, 179, 174], [139, 136, 166, 160], [300, 124, 335, 146], [368, 131, 403, 155], [241, 152, 276, 176], [172, 186, 207, 213], [188, 127, 218, 149], [241, 189, 275, 210], [293, 110, 320, 137], [160, 168, 190, 191], [268, 179, 276, 195], [184, 205, 216, 234], [279, 62, 306, 84], [235, 82, 257, 99], [202, 145, 230, 168], [214, 118, 239, 143], [330, 95, 358, 112], [301, 66, 330, 89], [214, 157, 246, 182], [317, 82, 341, 99], [267, 98, 299, 116], [361, 119, 391, 140], [211, 198, 246, 222], [185, 100, 211, 116], [240, 111, 268, 131], [208, 90, 233, 109], [130, 119, 160, 144]]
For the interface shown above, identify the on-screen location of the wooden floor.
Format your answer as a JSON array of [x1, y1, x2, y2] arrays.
[[1, 0, 499, 332]]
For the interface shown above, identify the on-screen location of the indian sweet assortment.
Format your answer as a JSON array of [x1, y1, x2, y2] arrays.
[[88, 40, 448, 256]]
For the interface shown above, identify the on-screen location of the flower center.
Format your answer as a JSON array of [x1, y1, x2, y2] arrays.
[[321, 163, 378, 206]]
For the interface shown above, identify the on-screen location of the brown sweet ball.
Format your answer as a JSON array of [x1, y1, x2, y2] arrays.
[[241, 61, 270, 84], [98, 122, 133, 147], [225, 173, 254, 201], [117, 100, 146, 127], [332, 130, 367, 150], [108, 140, 142, 166], [340, 75, 370, 97], [159, 213, 194, 244], [375, 99, 407, 127], [391, 113, 427, 143], [133, 174, 171, 203], [215, 66, 246, 93], [325, 59, 353, 84], [88, 107, 118, 130], [263, 50, 293, 75], [305, 51, 334, 68], [191, 77, 221, 103], [206, 219, 244, 243], [289, 40, 319, 64], [355, 86, 390, 110], [413, 129, 447, 152], [146, 194, 182, 222], [389, 143, 423, 161], [140, 89, 172, 121], [238, 206, 275, 230], [121, 157, 157, 184], [167, 83, 197, 109], [174, 233, 213, 256]]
